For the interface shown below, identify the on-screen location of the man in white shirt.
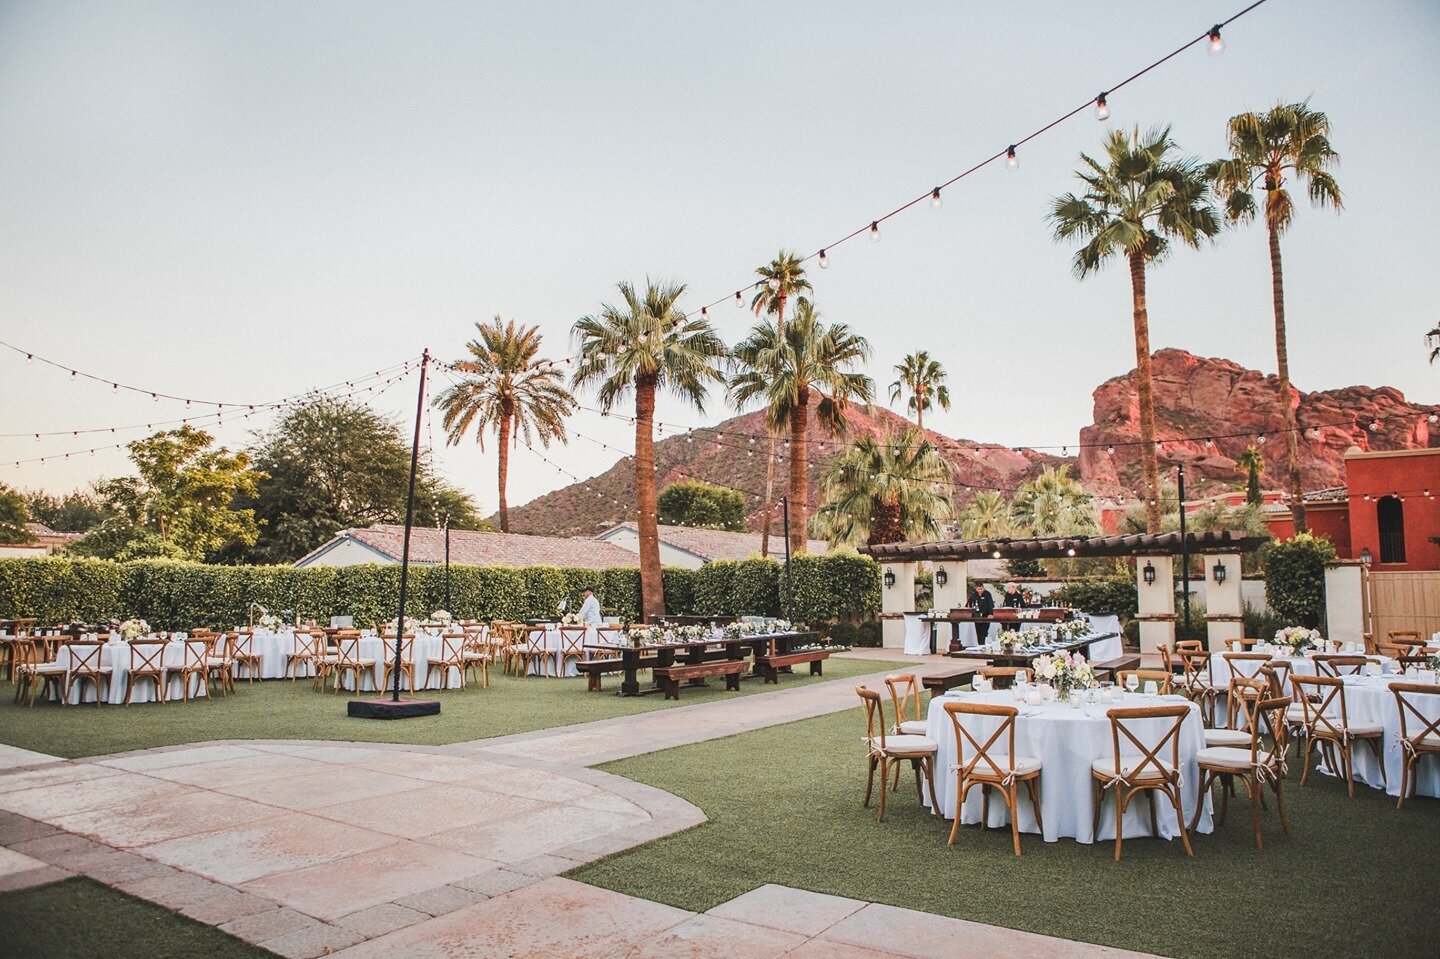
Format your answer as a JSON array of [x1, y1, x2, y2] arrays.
[[578, 589, 603, 626]]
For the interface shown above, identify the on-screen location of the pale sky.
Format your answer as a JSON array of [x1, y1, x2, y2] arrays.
[[3, 0, 1437, 517]]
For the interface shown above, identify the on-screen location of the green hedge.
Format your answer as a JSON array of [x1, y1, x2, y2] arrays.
[[1050, 576, 1139, 620], [0, 552, 882, 629], [1264, 533, 1337, 627]]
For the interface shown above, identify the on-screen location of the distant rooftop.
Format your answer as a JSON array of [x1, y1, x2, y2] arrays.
[[597, 522, 829, 562], [297, 524, 640, 570]]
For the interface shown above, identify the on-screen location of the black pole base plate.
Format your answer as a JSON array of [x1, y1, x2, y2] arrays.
[[346, 698, 441, 720]]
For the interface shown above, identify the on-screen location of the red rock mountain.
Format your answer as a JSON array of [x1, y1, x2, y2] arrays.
[[504, 350, 1438, 536]]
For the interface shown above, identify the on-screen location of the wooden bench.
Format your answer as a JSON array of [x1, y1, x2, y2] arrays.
[[754, 649, 830, 684], [575, 656, 658, 692], [920, 664, 984, 698], [1092, 655, 1141, 684], [652, 659, 749, 700]]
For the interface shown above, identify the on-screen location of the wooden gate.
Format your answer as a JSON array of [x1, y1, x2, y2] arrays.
[[1367, 570, 1440, 645]]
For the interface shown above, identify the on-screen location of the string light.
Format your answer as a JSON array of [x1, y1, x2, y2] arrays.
[[1207, 24, 1225, 55], [1005, 146, 1019, 171], [1095, 93, 1110, 121], [930, 188, 942, 210], [818, 249, 829, 269], [868, 221, 881, 243]]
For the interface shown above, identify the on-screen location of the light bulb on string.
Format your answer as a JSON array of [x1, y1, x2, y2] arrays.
[[26, 354, 33, 363], [767, 277, 780, 292], [930, 188, 942, 210], [1095, 93, 1109, 121], [869, 221, 880, 243], [818, 249, 829, 269], [70, 370, 76, 379], [1005, 145, 1019, 171], [1207, 25, 1225, 56], [734, 292, 743, 308]]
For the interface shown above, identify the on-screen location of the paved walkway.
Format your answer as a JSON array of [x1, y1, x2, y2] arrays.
[[0, 661, 1164, 959]]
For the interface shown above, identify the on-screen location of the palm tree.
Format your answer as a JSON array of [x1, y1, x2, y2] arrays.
[[749, 251, 813, 557], [955, 490, 1012, 540], [812, 429, 952, 547], [1008, 464, 1099, 537], [1211, 102, 1342, 534], [435, 317, 575, 532], [573, 281, 725, 620], [889, 351, 951, 434], [1429, 326, 1440, 364], [730, 301, 873, 555], [1050, 126, 1220, 533], [1236, 445, 1264, 505]]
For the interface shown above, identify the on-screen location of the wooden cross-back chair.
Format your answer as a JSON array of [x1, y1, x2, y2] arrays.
[[1206, 677, 1266, 748], [517, 625, 552, 678], [125, 641, 168, 705], [1193, 695, 1292, 849], [230, 631, 262, 683], [1177, 651, 1219, 725], [855, 685, 939, 823], [172, 639, 210, 702], [285, 630, 321, 682], [12, 638, 65, 706], [558, 626, 588, 675], [332, 637, 377, 695], [942, 700, 1043, 855], [1223, 652, 1272, 683], [1091, 704, 1194, 861], [1390, 682, 1440, 810], [1116, 669, 1173, 696], [977, 666, 1031, 688], [379, 635, 417, 694], [884, 674, 927, 736], [1291, 674, 1384, 798], [1314, 655, 1368, 678], [63, 641, 111, 706]]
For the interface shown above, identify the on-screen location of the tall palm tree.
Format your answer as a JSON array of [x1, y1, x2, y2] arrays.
[[1008, 464, 1099, 537], [956, 490, 1012, 540], [1236, 445, 1264, 505], [1211, 102, 1342, 534], [1050, 126, 1220, 533], [749, 251, 813, 557], [730, 301, 873, 555], [573, 281, 725, 620], [889, 351, 951, 433], [435, 317, 575, 532], [812, 429, 951, 547]]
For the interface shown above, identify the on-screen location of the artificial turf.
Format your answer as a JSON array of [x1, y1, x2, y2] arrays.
[[0, 656, 897, 759], [0, 878, 268, 959], [570, 707, 1440, 959]]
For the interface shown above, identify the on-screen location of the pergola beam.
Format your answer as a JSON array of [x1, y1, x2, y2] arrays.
[[860, 530, 1268, 563]]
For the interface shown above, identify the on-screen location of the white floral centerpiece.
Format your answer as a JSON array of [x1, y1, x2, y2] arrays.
[[257, 613, 283, 631], [429, 610, 452, 625], [1275, 626, 1323, 655], [766, 619, 794, 634], [117, 618, 150, 641], [1054, 618, 1092, 641], [560, 613, 581, 626], [722, 622, 759, 639], [1033, 650, 1097, 701], [675, 624, 709, 642]]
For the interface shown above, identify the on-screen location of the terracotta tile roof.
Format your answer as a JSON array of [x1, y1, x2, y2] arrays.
[[601, 523, 829, 562], [24, 522, 82, 542], [337, 524, 640, 570]]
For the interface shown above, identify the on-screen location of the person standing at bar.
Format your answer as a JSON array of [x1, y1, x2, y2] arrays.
[[970, 583, 994, 645]]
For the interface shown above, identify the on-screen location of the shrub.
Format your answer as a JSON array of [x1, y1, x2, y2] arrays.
[[0, 557, 123, 624], [789, 552, 881, 626], [1243, 601, 1287, 641], [1051, 577, 1138, 619], [1264, 533, 1337, 627]]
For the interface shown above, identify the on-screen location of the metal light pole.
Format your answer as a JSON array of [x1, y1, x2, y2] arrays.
[[442, 513, 452, 611], [392, 349, 429, 702], [780, 496, 794, 620], [1177, 463, 1191, 642]]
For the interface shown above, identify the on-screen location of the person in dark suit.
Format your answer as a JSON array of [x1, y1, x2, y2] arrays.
[[970, 583, 994, 644], [1000, 582, 1023, 632]]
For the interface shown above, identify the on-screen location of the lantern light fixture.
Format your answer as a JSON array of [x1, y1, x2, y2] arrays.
[[883, 568, 896, 589], [934, 567, 948, 588], [1142, 561, 1157, 586], [1212, 561, 1227, 585]]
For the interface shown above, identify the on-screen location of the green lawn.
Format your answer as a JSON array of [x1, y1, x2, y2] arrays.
[[0, 878, 268, 959], [0, 656, 895, 759], [571, 707, 1440, 959]]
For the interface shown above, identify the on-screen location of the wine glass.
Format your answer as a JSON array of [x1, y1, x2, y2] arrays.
[[1125, 673, 1140, 696]]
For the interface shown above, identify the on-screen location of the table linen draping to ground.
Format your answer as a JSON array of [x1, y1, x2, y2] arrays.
[[1311, 674, 1440, 799], [904, 613, 1121, 658], [240, 629, 313, 680], [51, 639, 209, 704], [923, 688, 1213, 844]]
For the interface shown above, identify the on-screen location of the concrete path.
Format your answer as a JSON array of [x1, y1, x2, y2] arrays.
[[0, 660, 1165, 958]]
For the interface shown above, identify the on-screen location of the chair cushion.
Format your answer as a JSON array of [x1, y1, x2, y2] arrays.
[[898, 720, 928, 736], [1196, 746, 1259, 770], [871, 735, 937, 755], [1286, 704, 1307, 722], [961, 755, 1042, 777], [1091, 758, 1178, 783], [1204, 728, 1253, 748], [1344, 722, 1383, 737]]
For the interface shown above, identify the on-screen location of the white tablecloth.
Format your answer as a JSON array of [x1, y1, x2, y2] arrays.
[[903, 615, 932, 656], [343, 634, 449, 691], [238, 629, 316, 680], [52, 639, 209, 704], [1083, 616, 1123, 660], [924, 688, 1212, 844], [1310, 674, 1440, 798], [913, 612, 1119, 657], [1205, 651, 1397, 688]]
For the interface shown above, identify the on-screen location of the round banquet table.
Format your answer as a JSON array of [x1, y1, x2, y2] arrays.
[[923, 688, 1212, 844], [1204, 649, 1397, 688], [1310, 673, 1440, 799], [240, 629, 314, 680], [51, 638, 209, 704], [341, 633, 447, 692]]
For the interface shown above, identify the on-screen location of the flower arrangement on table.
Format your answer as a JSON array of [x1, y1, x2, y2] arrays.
[[674, 624, 709, 642], [1054, 618, 1092, 641], [1033, 650, 1097, 700], [117, 618, 150, 641], [429, 610, 452, 625], [560, 613, 581, 626], [1274, 626, 1323, 655], [765, 619, 794, 634], [998, 626, 1048, 653], [257, 613, 283, 631], [721, 622, 761, 639]]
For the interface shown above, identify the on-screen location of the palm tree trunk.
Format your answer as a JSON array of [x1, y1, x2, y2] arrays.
[[634, 374, 665, 620], [1128, 251, 1163, 534], [496, 413, 511, 533], [789, 388, 810, 554], [1268, 221, 1306, 533], [868, 500, 904, 547], [915, 385, 924, 434], [760, 434, 777, 558]]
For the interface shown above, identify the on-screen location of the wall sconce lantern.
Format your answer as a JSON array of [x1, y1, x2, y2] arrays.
[[934, 567, 948, 588], [1359, 548, 1373, 566], [883, 568, 897, 589], [1211, 561, 1227, 585], [1142, 561, 1157, 586]]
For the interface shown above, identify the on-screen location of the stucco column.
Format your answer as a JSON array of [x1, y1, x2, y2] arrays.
[[881, 562, 917, 649], [1324, 562, 1366, 649], [1136, 556, 1176, 653], [1202, 553, 1243, 651], [932, 560, 968, 613]]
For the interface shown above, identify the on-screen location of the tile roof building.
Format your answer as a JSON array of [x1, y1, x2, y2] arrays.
[[294, 524, 640, 571], [595, 522, 829, 570]]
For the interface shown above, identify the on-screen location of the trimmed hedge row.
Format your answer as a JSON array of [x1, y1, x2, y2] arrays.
[[0, 552, 882, 630]]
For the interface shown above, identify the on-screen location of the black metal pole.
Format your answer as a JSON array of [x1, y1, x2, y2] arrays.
[[1177, 463, 1191, 642], [781, 496, 793, 621], [393, 349, 429, 702], [443, 515, 451, 610]]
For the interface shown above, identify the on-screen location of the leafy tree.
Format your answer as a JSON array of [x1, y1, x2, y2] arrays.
[[1212, 102, 1342, 533], [72, 426, 261, 561], [573, 280, 726, 620], [435, 317, 575, 532], [0, 484, 34, 544], [657, 479, 746, 532], [25, 488, 106, 533], [955, 490, 1012, 540], [1264, 532, 1337, 627], [811, 428, 951, 548], [730, 301, 873, 554], [749, 251, 812, 558], [237, 396, 485, 565], [889, 351, 950, 433], [1009, 464, 1099, 537], [1050, 127, 1220, 532], [1236, 445, 1264, 505]]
